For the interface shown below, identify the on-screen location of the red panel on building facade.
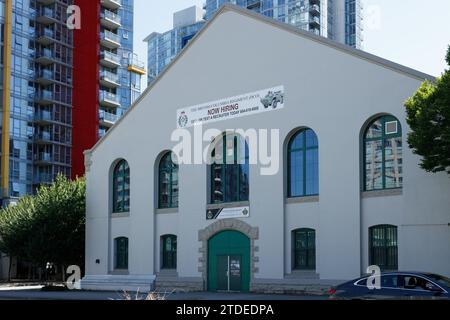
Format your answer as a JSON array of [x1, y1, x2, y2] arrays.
[[72, 0, 101, 179]]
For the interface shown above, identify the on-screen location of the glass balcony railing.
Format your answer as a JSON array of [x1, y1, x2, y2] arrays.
[[101, 30, 120, 44], [36, 152, 52, 162], [38, 69, 54, 80], [99, 110, 119, 124], [35, 173, 53, 184], [35, 111, 53, 122], [36, 90, 54, 101], [99, 91, 119, 104], [128, 57, 145, 70], [101, 9, 121, 25], [38, 28, 54, 38], [35, 131, 52, 142], [40, 7, 55, 19], [36, 48, 54, 60], [100, 70, 119, 84], [101, 51, 121, 65]]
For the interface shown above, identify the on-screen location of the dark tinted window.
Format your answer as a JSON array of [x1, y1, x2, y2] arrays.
[[381, 275, 398, 288]]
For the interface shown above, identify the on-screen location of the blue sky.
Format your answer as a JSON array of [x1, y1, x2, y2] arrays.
[[134, 0, 450, 89]]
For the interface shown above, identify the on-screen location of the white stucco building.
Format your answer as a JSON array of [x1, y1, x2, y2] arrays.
[[81, 4, 450, 293]]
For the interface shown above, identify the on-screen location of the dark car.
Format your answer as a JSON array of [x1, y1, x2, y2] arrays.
[[329, 272, 450, 300]]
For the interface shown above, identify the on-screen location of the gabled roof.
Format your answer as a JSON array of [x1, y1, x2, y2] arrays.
[[87, 3, 435, 155]]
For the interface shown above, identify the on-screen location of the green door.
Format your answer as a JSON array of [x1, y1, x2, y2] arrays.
[[208, 231, 250, 292]]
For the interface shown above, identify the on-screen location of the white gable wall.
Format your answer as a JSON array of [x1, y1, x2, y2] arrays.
[[83, 8, 450, 291]]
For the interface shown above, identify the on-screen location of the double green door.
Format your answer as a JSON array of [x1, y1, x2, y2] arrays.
[[208, 231, 250, 292]]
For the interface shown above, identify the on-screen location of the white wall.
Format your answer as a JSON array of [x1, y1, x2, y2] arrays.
[[84, 9, 450, 288]]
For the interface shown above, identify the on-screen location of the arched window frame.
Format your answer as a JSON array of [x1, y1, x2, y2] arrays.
[[210, 133, 249, 204], [292, 228, 316, 271], [287, 128, 319, 198], [112, 160, 130, 213], [363, 116, 403, 191], [114, 237, 129, 270], [369, 225, 398, 271], [158, 152, 179, 209], [161, 235, 177, 270]]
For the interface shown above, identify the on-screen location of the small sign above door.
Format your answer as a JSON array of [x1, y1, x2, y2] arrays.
[[206, 206, 250, 220]]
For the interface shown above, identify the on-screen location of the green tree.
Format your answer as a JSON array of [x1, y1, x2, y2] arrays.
[[406, 46, 450, 174], [0, 175, 85, 280]]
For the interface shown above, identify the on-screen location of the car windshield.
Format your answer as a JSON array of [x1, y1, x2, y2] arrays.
[[426, 274, 450, 288]]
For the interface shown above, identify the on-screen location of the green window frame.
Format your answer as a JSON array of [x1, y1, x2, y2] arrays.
[[114, 237, 129, 270], [161, 235, 177, 270], [288, 129, 319, 198], [292, 228, 316, 270], [113, 160, 130, 213], [158, 152, 179, 209], [369, 225, 398, 271], [210, 134, 249, 204], [364, 116, 403, 191]]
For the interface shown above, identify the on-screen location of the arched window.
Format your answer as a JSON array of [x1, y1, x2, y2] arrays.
[[210, 133, 249, 204], [288, 129, 319, 197], [112, 160, 130, 213], [161, 235, 177, 269], [364, 116, 403, 191], [292, 228, 316, 270], [369, 225, 398, 271], [159, 152, 179, 209], [114, 237, 129, 270]]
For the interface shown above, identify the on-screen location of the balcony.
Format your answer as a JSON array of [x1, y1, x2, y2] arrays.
[[100, 51, 121, 68], [36, 69, 55, 85], [100, 9, 122, 30], [34, 111, 53, 124], [309, 4, 320, 15], [309, 16, 320, 28], [128, 57, 146, 75], [35, 90, 55, 105], [99, 91, 120, 108], [37, 0, 56, 4], [99, 110, 119, 127], [35, 152, 53, 165], [100, 70, 120, 88], [100, 30, 121, 49], [35, 48, 56, 65], [36, 28, 55, 45], [36, 7, 57, 24], [101, 0, 122, 10], [34, 173, 54, 185], [34, 132, 52, 144], [247, 0, 261, 10]]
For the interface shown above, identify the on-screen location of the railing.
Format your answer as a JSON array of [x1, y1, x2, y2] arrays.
[[36, 153, 52, 162], [99, 110, 119, 124], [35, 132, 52, 141], [99, 91, 119, 104], [100, 70, 119, 83], [36, 90, 54, 101], [38, 69, 54, 80], [309, 16, 320, 24], [101, 9, 121, 25], [39, 7, 55, 19], [35, 111, 53, 122], [38, 28, 54, 38], [101, 0, 122, 7], [101, 30, 120, 43], [310, 4, 320, 13], [128, 57, 145, 70], [36, 48, 54, 60], [101, 51, 121, 64], [35, 173, 54, 184]]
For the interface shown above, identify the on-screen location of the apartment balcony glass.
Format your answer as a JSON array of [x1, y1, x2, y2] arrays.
[[35, 48, 56, 65], [37, 0, 56, 5], [34, 132, 52, 144], [128, 57, 146, 75], [36, 69, 55, 85], [100, 51, 121, 68], [35, 90, 55, 105], [100, 70, 120, 88], [309, 4, 320, 15], [35, 152, 53, 164], [101, 9, 122, 29], [34, 173, 54, 184], [37, 28, 55, 45], [100, 30, 121, 49], [101, 0, 122, 11], [37, 7, 57, 24], [34, 111, 53, 124], [99, 91, 120, 108], [99, 110, 119, 127]]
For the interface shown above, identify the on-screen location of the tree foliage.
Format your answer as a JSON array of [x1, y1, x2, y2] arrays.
[[0, 175, 86, 270], [406, 46, 450, 174]]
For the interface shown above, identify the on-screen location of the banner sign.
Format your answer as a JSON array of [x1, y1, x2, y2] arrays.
[[206, 206, 250, 220], [177, 86, 285, 128]]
